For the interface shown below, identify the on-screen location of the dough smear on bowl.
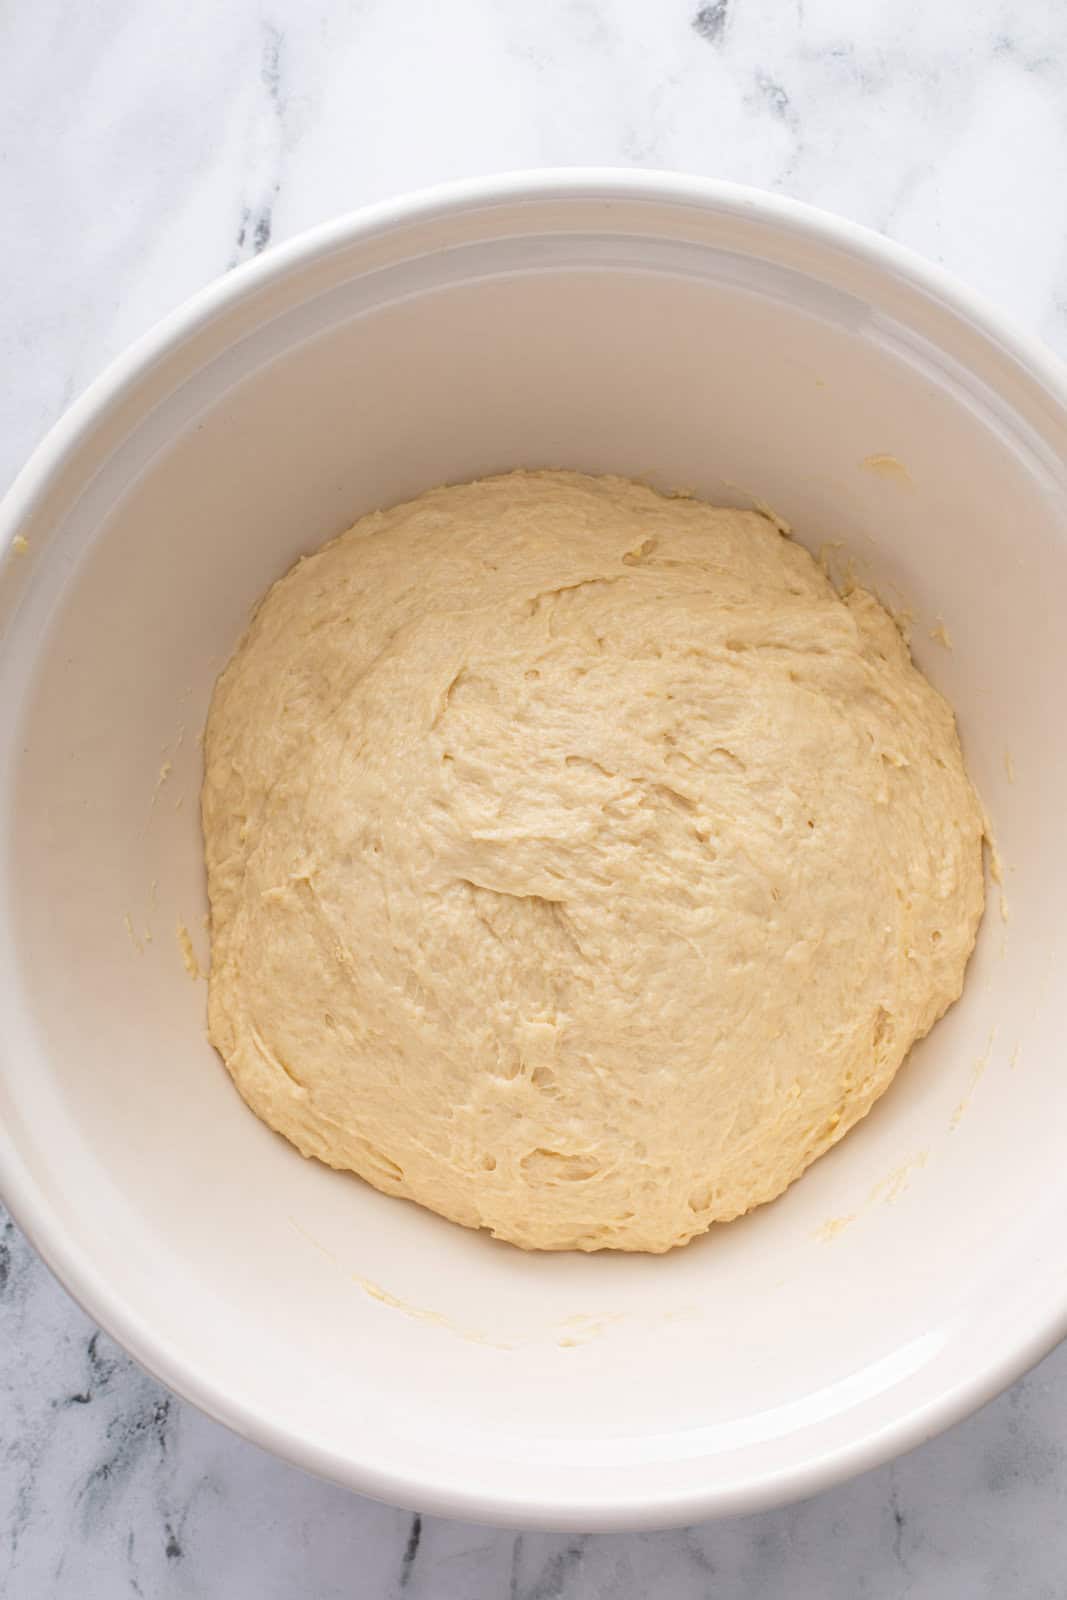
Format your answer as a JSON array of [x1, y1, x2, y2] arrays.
[[202, 470, 985, 1253]]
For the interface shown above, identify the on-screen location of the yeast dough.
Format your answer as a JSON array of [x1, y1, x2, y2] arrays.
[[202, 471, 985, 1252]]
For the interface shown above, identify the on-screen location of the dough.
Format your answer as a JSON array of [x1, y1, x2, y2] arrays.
[[202, 471, 985, 1253]]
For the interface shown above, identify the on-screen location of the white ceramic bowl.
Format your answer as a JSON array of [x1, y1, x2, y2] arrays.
[[1, 171, 1066, 1532]]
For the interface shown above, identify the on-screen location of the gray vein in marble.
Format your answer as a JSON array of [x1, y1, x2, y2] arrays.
[[518, 1536, 587, 1600], [692, 1, 730, 46], [398, 1511, 422, 1589], [887, 1463, 911, 1586], [509, 1533, 524, 1600], [232, 21, 286, 265], [0, 1211, 14, 1298]]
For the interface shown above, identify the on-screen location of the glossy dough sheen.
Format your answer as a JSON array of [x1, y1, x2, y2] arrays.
[[202, 471, 985, 1253]]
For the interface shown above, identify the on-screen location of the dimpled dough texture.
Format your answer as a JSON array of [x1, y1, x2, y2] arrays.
[[203, 471, 985, 1253]]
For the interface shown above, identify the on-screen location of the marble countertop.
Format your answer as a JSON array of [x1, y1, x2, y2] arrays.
[[4, 1, 1067, 1594]]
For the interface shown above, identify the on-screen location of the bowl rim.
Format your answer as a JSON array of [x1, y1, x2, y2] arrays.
[[2, 166, 1067, 1531]]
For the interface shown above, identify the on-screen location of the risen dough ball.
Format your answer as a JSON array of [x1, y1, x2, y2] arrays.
[[203, 471, 985, 1253]]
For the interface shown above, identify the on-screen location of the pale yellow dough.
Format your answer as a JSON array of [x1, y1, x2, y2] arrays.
[[203, 471, 985, 1253]]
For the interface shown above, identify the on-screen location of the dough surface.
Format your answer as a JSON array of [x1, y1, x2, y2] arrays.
[[202, 471, 985, 1253]]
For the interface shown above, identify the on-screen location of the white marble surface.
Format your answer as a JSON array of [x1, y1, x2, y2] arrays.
[[4, 0, 1067, 1593]]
